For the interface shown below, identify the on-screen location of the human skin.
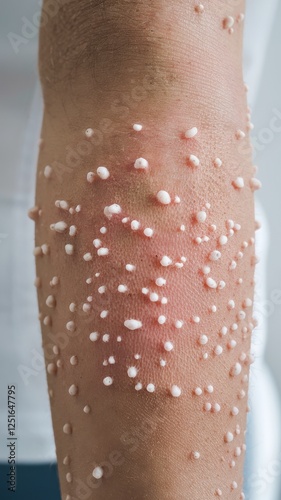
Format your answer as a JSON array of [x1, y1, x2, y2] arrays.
[[32, 0, 260, 498]]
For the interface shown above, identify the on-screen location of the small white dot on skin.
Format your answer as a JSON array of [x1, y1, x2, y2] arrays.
[[97, 247, 109, 256], [185, 127, 198, 138], [93, 239, 102, 248], [231, 407, 239, 416], [202, 266, 210, 275], [225, 431, 234, 443], [65, 244, 74, 255], [63, 423, 72, 435], [228, 340, 237, 349], [44, 165, 52, 178], [228, 299, 235, 309], [195, 387, 202, 396], [104, 204, 122, 219], [196, 211, 207, 223], [229, 260, 237, 270], [160, 255, 172, 267], [134, 157, 148, 169], [92, 466, 103, 479], [218, 280, 226, 289], [130, 220, 140, 231], [209, 250, 221, 261], [204, 403, 212, 411], [164, 341, 173, 352], [144, 227, 154, 238], [68, 384, 78, 396], [127, 366, 138, 378], [175, 320, 183, 329], [214, 345, 223, 355], [160, 359, 166, 367], [70, 356, 78, 365], [47, 363, 56, 375], [87, 171, 95, 183], [83, 303, 91, 312], [214, 158, 222, 168], [100, 310, 108, 319], [213, 403, 221, 413], [243, 298, 252, 308], [97, 166, 110, 180], [195, 4, 204, 13], [118, 284, 128, 293], [236, 129, 246, 140], [83, 252, 92, 261], [188, 154, 200, 167], [108, 356, 115, 364], [219, 235, 228, 245], [102, 334, 110, 342], [126, 264, 136, 272], [133, 123, 143, 131], [135, 382, 143, 391], [206, 385, 214, 394], [46, 295, 56, 308], [210, 305, 217, 313], [156, 190, 171, 205], [230, 362, 242, 377], [124, 319, 142, 330], [146, 383, 155, 393], [250, 177, 262, 191], [199, 334, 208, 345], [231, 481, 238, 490], [158, 315, 166, 325], [66, 321, 75, 332], [223, 16, 234, 29], [85, 128, 94, 138], [83, 405, 91, 414], [89, 332, 99, 342], [69, 225, 77, 236], [155, 277, 166, 287], [174, 195, 181, 204], [161, 297, 168, 304], [192, 316, 200, 323], [100, 226, 107, 234], [142, 287, 149, 295], [103, 376, 113, 386], [206, 277, 217, 289], [171, 385, 181, 397], [180, 224, 186, 232], [98, 285, 106, 294], [191, 451, 200, 460], [233, 176, 245, 189]]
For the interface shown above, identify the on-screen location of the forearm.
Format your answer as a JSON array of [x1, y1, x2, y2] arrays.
[[34, 1, 256, 499]]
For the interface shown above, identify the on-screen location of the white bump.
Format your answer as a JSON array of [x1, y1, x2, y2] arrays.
[[83, 252, 92, 261], [156, 190, 171, 205], [223, 16, 234, 29], [46, 295, 56, 308], [206, 277, 217, 289], [124, 319, 142, 330], [214, 158, 222, 168], [92, 466, 103, 479], [214, 345, 223, 355], [68, 384, 78, 396], [93, 239, 102, 248], [196, 211, 207, 223], [160, 255, 172, 267], [188, 154, 200, 167], [225, 431, 234, 443], [195, 387, 202, 396], [155, 277, 166, 287], [171, 385, 181, 397], [97, 247, 109, 256], [131, 220, 141, 231], [164, 341, 173, 352], [191, 451, 200, 459], [44, 165, 52, 178], [133, 123, 142, 131], [97, 166, 110, 180], [89, 332, 99, 342], [233, 177, 245, 189], [185, 127, 198, 139], [69, 225, 77, 236], [135, 382, 143, 391], [127, 366, 138, 378], [87, 172, 95, 183], [134, 157, 148, 169], [103, 376, 113, 386], [219, 235, 228, 246], [144, 227, 154, 238], [158, 315, 166, 325], [85, 128, 94, 138], [199, 334, 208, 345], [230, 362, 242, 377], [104, 204, 121, 219], [52, 221, 68, 233], [146, 383, 155, 393], [126, 264, 136, 272], [118, 284, 128, 293], [209, 250, 221, 261]]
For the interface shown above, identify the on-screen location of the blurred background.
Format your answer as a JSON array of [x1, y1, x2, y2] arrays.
[[1, 0, 281, 499]]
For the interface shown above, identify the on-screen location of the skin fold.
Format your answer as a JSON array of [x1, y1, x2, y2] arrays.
[[33, 1, 258, 498]]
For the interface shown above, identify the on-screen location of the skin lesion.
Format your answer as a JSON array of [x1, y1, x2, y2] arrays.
[[32, 1, 258, 498]]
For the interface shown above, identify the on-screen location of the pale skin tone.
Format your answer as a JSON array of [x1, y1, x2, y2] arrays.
[[33, 1, 257, 498]]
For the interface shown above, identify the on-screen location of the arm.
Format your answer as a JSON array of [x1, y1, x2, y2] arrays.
[[33, 1, 257, 498]]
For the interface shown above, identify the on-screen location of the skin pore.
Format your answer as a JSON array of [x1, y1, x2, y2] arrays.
[[32, 0, 259, 498]]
